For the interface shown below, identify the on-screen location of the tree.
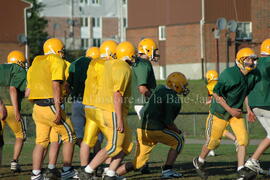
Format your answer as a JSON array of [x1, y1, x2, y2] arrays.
[[26, 0, 48, 62]]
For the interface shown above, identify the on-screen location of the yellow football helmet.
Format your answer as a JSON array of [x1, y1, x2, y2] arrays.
[[236, 48, 257, 72], [7, 50, 26, 67], [260, 38, 270, 55], [166, 72, 190, 95], [100, 40, 117, 59], [86, 47, 100, 59], [205, 70, 218, 83], [43, 38, 64, 57], [116, 41, 135, 61], [138, 38, 159, 61]]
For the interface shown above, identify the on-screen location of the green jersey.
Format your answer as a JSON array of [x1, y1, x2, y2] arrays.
[[0, 64, 26, 108], [131, 57, 156, 105], [67, 57, 91, 100], [248, 57, 270, 109], [210, 65, 256, 120], [140, 85, 181, 130]]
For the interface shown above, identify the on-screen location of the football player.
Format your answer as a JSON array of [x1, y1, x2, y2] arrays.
[[80, 41, 134, 180], [242, 38, 270, 178], [0, 50, 27, 172], [116, 72, 188, 179], [193, 48, 258, 180], [205, 70, 237, 157], [79, 40, 117, 174], [27, 38, 77, 180]]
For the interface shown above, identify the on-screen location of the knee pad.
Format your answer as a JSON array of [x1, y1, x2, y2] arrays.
[[236, 136, 248, 146], [206, 138, 221, 150], [36, 141, 50, 148]]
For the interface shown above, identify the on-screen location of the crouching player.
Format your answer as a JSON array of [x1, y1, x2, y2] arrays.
[[116, 72, 188, 179]]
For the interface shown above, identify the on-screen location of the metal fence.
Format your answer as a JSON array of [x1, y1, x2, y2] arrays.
[[2, 112, 266, 142]]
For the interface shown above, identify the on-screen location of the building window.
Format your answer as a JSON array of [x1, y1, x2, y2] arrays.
[[158, 26, 166, 41], [81, 38, 89, 49], [92, 17, 100, 27], [123, 0, 127, 4], [80, 0, 84, 3], [123, 18, 127, 27], [236, 22, 252, 40], [93, 38, 101, 47], [81, 17, 88, 27], [92, 0, 100, 5]]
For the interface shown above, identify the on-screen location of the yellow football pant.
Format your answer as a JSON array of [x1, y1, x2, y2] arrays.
[[32, 104, 75, 148], [88, 107, 133, 157], [205, 113, 248, 150], [133, 128, 185, 169], [82, 107, 102, 148], [1, 106, 26, 140]]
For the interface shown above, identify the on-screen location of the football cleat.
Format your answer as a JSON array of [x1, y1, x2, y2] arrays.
[[193, 157, 208, 180]]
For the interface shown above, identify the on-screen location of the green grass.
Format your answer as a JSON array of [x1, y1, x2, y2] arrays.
[[1, 143, 270, 179]]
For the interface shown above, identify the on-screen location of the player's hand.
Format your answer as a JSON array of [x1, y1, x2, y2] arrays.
[[247, 110, 256, 123], [54, 112, 62, 125], [117, 121, 124, 133], [15, 110, 22, 122], [229, 108, 242, 118], [0, 104, 7, 121]]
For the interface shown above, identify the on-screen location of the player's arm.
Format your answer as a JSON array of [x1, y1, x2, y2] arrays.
[[53, 80, 62, 125], [245, 97, 256, 122], [212, 93, 242, 118], [138, 85, 151, 97], [9, 86, 21, 121], [114, 91, 124, 133], [0, 98, 7, 121]]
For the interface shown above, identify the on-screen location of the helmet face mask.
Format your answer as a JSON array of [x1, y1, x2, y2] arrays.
[[236, 48, 257, 73]]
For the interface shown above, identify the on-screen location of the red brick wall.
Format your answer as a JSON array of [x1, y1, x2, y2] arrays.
[[102, 17, 118, 39], [45, 17, 81, 39], [165, 24, 201, 64], [251, 0, 270, 54], [204, 23, 236, 65]]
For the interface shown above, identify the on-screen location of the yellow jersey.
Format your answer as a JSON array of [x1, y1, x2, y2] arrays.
[[95, 59, 131, 113], [83, 58, 106, 106], [28, 54, 66, 100]]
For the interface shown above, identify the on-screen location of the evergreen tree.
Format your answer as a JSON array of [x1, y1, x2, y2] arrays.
[[26, 0, 48, 62]]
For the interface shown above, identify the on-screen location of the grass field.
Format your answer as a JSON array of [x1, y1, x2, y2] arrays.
[[1, 143, 270, 180]]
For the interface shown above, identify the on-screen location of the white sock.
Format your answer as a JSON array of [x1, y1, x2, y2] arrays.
[[48, 164, 55, 169], [32, 170, 41, 175], [198, 157, 205, 163], [237, 166, 244, 171], [106, 169, 116, 177], [103, 167, 109, 173], [85, 165, 94, 173]]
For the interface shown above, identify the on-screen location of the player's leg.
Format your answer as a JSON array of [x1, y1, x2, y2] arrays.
[[193, 114, 227, 179], [158, 129, 185, 178], [31, 105, 52, 179], [117, 128, 155, 176], [229, 116, 253, 179], [5, 106, 26, 172], [0, 122, 3, 166], [245, 108, 270, 173], [50, 105, 77, 179], [80, 107, 100, 167], [71, 101, 86, 146]]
